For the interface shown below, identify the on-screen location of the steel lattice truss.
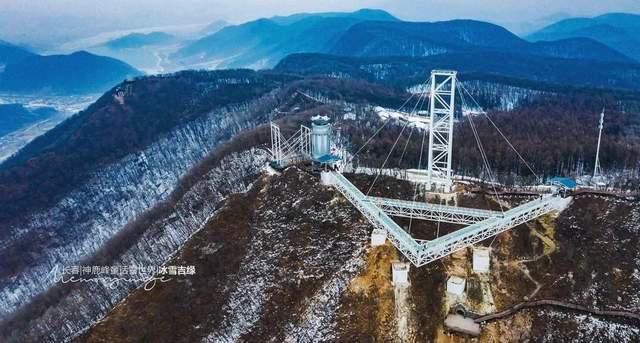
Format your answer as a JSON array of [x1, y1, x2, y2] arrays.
[[329, 172, 424, 262], [328, 172, 563, 266], [427, 70, 457, 190], [270, 122, 311, 167], [366, 196, 499, 225]]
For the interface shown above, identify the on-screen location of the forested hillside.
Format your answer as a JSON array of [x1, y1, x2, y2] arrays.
[[1, 67, 639, 341], [275, 53, 640, 91], [527, 13, 640, 62], [330, 20, 631, 63], [0, 70, 296, 231], [338, 87, 640, 186], [0, 73, 408, 339]]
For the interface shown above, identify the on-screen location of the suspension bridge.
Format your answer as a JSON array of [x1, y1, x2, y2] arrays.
[[270, 69, 570, 267]]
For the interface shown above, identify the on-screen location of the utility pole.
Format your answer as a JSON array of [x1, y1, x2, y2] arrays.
[[593, 108, 605, 178]]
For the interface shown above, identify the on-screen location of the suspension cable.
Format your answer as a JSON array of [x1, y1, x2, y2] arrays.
[[365, 89, 430, 196], [436, 198, 442, 239], [365, 118, 411, 196], [408, 128, 428, 235], [458, 81, 540, 181], [458, 84, 505, 213], [397, 125, 415, 168], [348, 78, 431, 165]]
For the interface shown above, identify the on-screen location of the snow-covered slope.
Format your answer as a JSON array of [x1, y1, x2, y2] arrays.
[[76, 171, 640, 342], [74, 167, 370, 342], [8, 149, 269, 342], [0, 74, 402, 341], [0, 102, 269, 321]]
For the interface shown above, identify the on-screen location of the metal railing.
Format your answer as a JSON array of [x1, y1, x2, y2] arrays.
[[329, 172, 562, 266], [366, 196, 499, 225]]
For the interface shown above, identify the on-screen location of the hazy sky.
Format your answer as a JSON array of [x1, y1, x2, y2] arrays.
[[2, 0, 640, 47]]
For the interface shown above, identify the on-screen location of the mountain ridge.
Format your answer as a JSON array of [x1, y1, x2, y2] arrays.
[[176, 12, 634, 70], [0, 50, 141, 94], [174, 9, 399, 68], [0, 40, 35, 66], [527, 12, 640, 62], [329, 19, 633, 64], [101, 32, 177, 50], [274, 52, 640, 91]]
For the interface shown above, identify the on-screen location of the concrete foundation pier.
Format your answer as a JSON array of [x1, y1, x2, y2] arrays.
[[472, 246, 491, 273], [371, 229, 387, 246], [392, 262, 410, 285]]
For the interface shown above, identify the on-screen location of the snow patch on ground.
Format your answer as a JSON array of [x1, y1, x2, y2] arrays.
[[374, 106, 430, 130], [10, 149, 270, 342], [541, 311, 640, 342], [0, 101, 268, 322], [283, 244, 367, 342]]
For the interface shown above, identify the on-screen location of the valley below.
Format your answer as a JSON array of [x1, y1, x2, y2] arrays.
[[0, 94, 99, 162]]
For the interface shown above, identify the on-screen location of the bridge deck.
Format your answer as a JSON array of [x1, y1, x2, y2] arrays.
[[328, 172, 564, 266], [367, 196, 499, 225]]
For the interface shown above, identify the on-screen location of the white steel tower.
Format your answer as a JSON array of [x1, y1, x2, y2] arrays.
[[270, 122, 282, 166], [593, 108, 605, 178], [427, 70, 457, 191], [270, 122, 311, 167]]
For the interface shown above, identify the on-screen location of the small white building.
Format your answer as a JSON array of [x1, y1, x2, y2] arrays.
[[371, 229, 386, 246], [320, 171, 334, 186], [447, 276, 466, 297], [472, 247, 491, 273], [343, 112, 356, 121], [392, 262, 410, 285]]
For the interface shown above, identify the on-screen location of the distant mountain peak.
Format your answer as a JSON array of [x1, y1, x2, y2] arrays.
[[268, 8, 398, 25], [102, 32, 176, 50], [349, 8, 399, 19], [526, 12, 640, 62], [0, 51, 141, 94], [200, 20, 229, 36], [70, 50, 93, 56], [175, 9, 398, 69]]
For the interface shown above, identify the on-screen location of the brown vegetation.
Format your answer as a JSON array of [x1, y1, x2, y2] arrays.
[[80, 176, 267, 343], [334, 243, 398, 341]]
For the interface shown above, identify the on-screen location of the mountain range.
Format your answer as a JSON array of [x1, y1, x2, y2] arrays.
[[527, 13, 640, 62], [0, 48, 140, 94], [174, 9, 636, 70], [2, 8, 640, 342], [329, 19, 632, 63], [275, 51, 640, 91], [174, 9, 399, 68]]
